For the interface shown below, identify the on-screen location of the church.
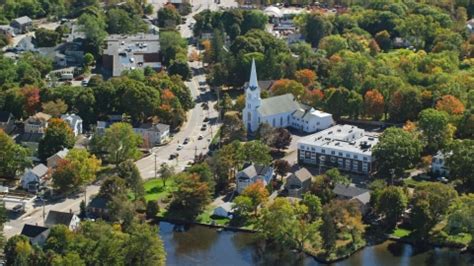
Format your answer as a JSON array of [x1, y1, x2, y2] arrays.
[[243, 59, 334, 133]]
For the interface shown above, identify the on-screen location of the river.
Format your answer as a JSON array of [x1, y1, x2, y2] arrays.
[[158, 222, 473, 266]]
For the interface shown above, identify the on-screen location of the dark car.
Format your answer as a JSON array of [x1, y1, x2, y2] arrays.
[[203, 117, 209, 122]]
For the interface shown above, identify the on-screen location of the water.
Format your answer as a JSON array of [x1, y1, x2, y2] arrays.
[[159, 222, 474, 266]]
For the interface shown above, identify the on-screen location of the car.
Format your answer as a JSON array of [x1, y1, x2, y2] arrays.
[[34, 197, 44, 203], [12, 204, 24, 213], [198, 135, 203, 140], [177, 144, 183, 150], [437, 176, 448, 183], [200, 124, 207, 131], [203, 117, 209, 122], [169, 153, 179, 160], [183, 137, 190, 144], [81, 80, 88, 86]]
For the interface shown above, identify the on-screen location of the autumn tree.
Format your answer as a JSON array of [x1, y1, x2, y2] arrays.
[[20, 86, 40, 116], [324, 200, 365, 248], [38, 118, 75, 161], [270, 79, 305, 99], [41, 99, 68, 117], [363, 89, 384, 120], [388, 88, 422, 123], [435, 95, 465, 115], [295, 69, 317, 87], [302, 89, 324, 108], [0, 130, 30, 179], [169, 173, 212, 220], [241, 181, 269, 216]]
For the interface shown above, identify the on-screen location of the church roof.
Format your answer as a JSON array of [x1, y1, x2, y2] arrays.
[[248, 59, 259, 91], [258, 93, 302, 117]]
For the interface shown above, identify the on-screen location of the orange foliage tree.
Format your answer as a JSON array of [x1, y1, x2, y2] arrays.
[[241, 180, 269, 216], [270, 79, 305, 99], [21, 86, 40, 116], [302, 89, 324, 108], [363, 89, 384, 120], [436, 95, 465, 115], [295, 69, 317, 87]]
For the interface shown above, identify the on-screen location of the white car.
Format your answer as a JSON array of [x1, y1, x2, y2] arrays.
[[177, 144, 183, 151]]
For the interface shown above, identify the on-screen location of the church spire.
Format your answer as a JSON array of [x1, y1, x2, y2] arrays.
[[249, 58, 258, 90]]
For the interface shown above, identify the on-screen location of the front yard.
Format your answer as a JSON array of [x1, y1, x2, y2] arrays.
[[143, 178, 176, 202]]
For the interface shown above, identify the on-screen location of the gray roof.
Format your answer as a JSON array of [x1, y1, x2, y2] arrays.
[[136, 123, 169, 132], [239, 164, 272, 180], [31, 164, 48, 177], [45, 210, 76, 226], [243, 80, 274, 91], [13, 16, 32, 25], [333, 184, 370, 199], [21, 224, 49, 238], [258, 93, 302, 117], [291, 167, 312, 183]]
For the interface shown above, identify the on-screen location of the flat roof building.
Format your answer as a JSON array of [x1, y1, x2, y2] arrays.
[[297, 125, 379, 175], [103, 34, 161, 77]]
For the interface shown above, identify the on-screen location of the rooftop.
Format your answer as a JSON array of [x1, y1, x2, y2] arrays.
[[258, 93, 302, 117], [45, 210, 76, 226], [12, 16, 32, 25], [333, 184, 370, 200], [291, 167, 312, 182], [239, 163, 272, 180], [21, 224, 49, 238], [30, 164, 48, 177]]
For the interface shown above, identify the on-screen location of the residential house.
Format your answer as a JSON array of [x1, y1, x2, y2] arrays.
[[47, 148, 69, 168], [87, 197, 109, 218], [0, 25, 15, 37], [236, 163, 274, 193], [44, 210, 81, 231], [212, 202, 234, 218], [21, 164, 49, 193], [297, 125, 379, 175], [61, 114, 83, 136], [10, 16, 33, 34], [133, 123, 170, 147], [285, 167, 312, 198], [103, 34, 161, 77], [333, 184, 371, 215], [243, 59, 334, 133], [25, 112, 51, 134], [0, 111, 15, 134], [16, 132, 44, 154], [432, 151, 450, 177], [20, 224, 50, 246]]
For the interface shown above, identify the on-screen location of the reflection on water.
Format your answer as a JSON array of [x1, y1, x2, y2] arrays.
[[158, 222, 473, 266]]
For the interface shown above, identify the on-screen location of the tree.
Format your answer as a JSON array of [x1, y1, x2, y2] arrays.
[[446, 140, 474, 192], [242, 141, 272, 165], [388, 88, 422, 123], [324, 200, 365, 248], [117, 160, 144, 197], [157, 4, 181, 29], [373, 127, 423, 181], [274, 159, 290, 180], [325, 168, 350, 185], [270, 79, 305, 99], [106, 8, 147, 34], [374, 30, 392, 51], [108, 194, 136, 228], [302, 12, 333, 47], [457, 109, 474, 139], [446, 194, 474, 237], [220, 111, 246, 145], [35, 28, 60, 47], [256, 123, 274, 146], [38, 118, 75, 161], [319, 35, 348, 57], [4, 235, 32, 266], [418, 108, 454, 153], [363, 89, 384, 120], [52, 149, 101, 192], [295, 69, 317, 87], [99, 175, 127, 199], [241, 181, 269, 216], [124, 222, 166, 266], [320, 209, 337, 254], [83, 53, 95, 67], [101, 123, 142, 165], [20, 86, 40, 116], [168, 59, 191, 80], [0, 130, 30, 179], [271, 127, 292, 151], [158, 163, 175, 187], [170, 173, 211, 220], [241, 10, 267, 34], [146, 200, 160, 219], [78, 13, 107, 55], [42, 100, 68, 117], [302, 193, 322, 222], [436, 95, 465, 115], [376, 186, 407, 229]]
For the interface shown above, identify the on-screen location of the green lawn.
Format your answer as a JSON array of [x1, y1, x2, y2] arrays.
[[392, 228, 412, 238], [403, 177, 432, 188], [143, 178, 176, 202], [196, 206, 230, 226]]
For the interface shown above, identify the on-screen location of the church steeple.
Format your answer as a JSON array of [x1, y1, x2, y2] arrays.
[[248, 58, 259, 90]]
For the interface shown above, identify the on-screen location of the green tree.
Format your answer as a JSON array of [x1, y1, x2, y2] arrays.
[[4, 235, 32, 266], [319, 35, 348, 57], [168, 59, 191, 80], [274, 159, 290, 180], [373, 127, 423, 181], [158, 163, 175, 187], [99, 175, 127, 199], [242, 141, 272, 165], [302, 193, 322, 222], [78, 13, 107, 55], [241, 10, 267, 34], [38, 118, 75, 161], [83, 53, 95, 67], [376, 186, 407, 229], [117, 160, 144, 197], [220, 111, 246, 145], [41, 100, 68, 117], [101, 122, 142, 165], [446, 140, 474, 192], [107, 8, 147, 34], [35, 28, 60, 47], [325, 168, 350, 185], [418, 108, 454, 153], [146, 200, 160, 219], [157, 4, 181, 29], [320, 209, 337, 254], [301, 12, 333, 47], [0, 130, 30, 179], [233, 195, 253, 221], [125, 222, 166, 266], [170, 173, 211, 220]]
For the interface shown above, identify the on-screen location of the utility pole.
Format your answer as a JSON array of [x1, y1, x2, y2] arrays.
[[154, 153, 157, 179]]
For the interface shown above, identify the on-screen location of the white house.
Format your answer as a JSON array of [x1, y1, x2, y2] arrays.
[[243, 59, 333, 133], [47, 148, 69, 168], [45, 210, 81, 231], [432, 151, 450, 177], [133, 123, 170, 146], [236, 163, 273, 193], [213, 202, 234, 218], [61, 114, 83, 136], [25, 112, 51, 134], [21, 164, 49, 192], [297, 125, 379, 175]]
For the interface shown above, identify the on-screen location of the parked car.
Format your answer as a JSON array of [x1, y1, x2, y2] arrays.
[[437, 176, 448, 183], [12, 204, 24, 213], [169, 153, 179, 160], [200, 124, 207, 131], [183, 137, 190, 144], [203, 117, 209, 122], [198, 135, 203, 140], [177, 144, 183, 150]]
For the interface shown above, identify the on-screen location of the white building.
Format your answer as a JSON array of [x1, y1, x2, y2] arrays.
[[213, 202, 234, 218], [45, 210, 81, 231], [432, 151, 449, 177], [61, 114, 83, 136], [236, 163, 273, 194], [133, 123, 170, 146], [297, 125, 379, 175], [243, 59, 333, 133], [21, 164, 49, 192], [25, 112, 51, 134]]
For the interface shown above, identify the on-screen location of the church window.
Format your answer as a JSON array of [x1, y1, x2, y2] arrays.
[[247, 112, 251, 122], [272, 118, 276, 127], [280, 117, 283, 126]]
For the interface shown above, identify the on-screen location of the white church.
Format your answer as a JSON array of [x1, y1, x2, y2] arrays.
[[243, 59, 334, 133]]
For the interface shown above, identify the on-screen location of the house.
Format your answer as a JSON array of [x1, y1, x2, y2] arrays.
[[61, 114, 83, 136], [47, 148, 69, 168], [213, 202, 234, 218], [333, 184, 371, 215], [236, 163, 274, 193], [432, 151, 450, 177], [0, 25, 15, 37], [133, 123, 170, 146], [10, 16, 33, 34], [297, 125, 379, 175], [102, 34, 161, 77], [285, 167, 312, 198], [25, 112, 51, 134], [21, 164, 48, 193], [45, 210, 81, 231], [87, 196, 109, 218], [21, 224, 50, 246], [0, 111, 15, 134], [243, 59, 334, 133], [16, 132, 44, 153]]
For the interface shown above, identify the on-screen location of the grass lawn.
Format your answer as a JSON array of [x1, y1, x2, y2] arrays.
[[392, 228, 412, 238], [143, 178, 176, 202], [444, 233, 472, 246], [403, 177, 433, 188], [196, 207, 230, 226]]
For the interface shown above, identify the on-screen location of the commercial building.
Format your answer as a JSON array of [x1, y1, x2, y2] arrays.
[[103, 34, 161, 77], [297, 125, 379, 175]]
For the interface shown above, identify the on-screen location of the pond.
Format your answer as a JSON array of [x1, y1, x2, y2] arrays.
[[158, 222, 473, 266]]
